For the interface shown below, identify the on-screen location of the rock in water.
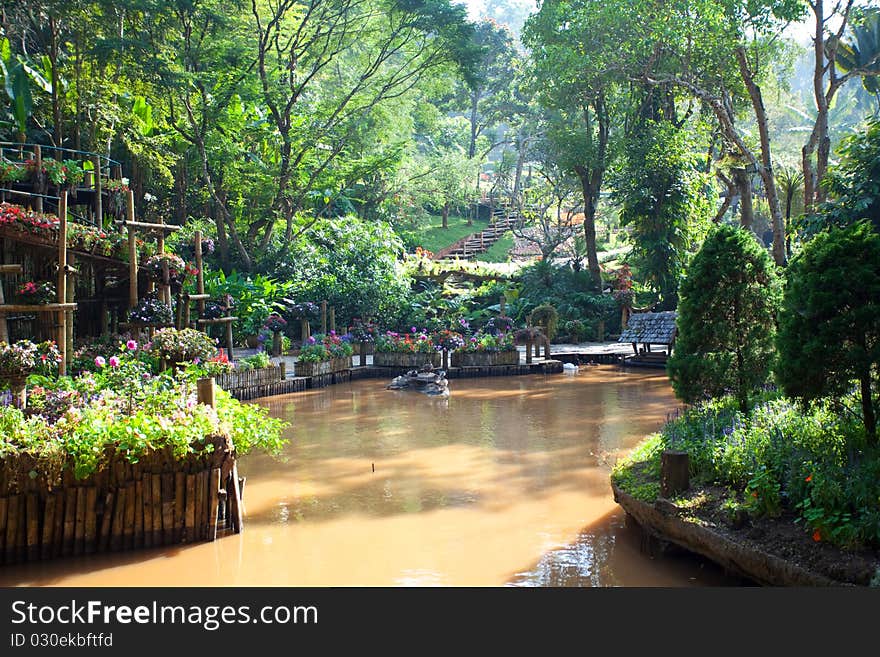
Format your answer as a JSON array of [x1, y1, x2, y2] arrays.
[[386, 369, 450, 397]]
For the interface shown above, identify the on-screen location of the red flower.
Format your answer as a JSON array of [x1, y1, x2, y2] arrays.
[[805, 475, 812, 483], [751, 491, 758, 498], [812, 529, 821, 542]]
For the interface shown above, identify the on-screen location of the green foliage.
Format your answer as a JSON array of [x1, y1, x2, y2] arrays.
[[528, 303, 559, 339], [668, 224, 781, 412], [812, 118, 880, 235], [612, 120, 713, 310], [776, 222, 880, 441], [148, 328, 218, 364], [237, 351, 272, 371], [614, 392, 880, 549]]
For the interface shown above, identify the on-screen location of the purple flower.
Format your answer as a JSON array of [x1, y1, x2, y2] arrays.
[[126, 339, 138, 351], [108, 356, 120, 368], [307, 336, 316, 345], [411, 326, 417, 333], [193, 357, 201, 365], [94, 356, 106, 368]]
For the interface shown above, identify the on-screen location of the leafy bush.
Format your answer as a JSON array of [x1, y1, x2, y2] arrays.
[[375, 329, 435, 353], [667, 224, 781, 412], [0, 340, 61, 377], [237, 351, 272, 371], [613, 392, 880, 549], [149, 328, 218, 363]]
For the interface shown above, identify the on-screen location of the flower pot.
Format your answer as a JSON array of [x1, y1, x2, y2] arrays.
[[330, 356, 351, 372]]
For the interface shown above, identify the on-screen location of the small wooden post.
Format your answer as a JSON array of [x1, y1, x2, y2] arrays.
[[525, 340, 533, 364], [184, 474, 195, 543], [84, 487, 97, 554], [34, 145, 43, 213], [74, 486, 87, 556], [197, 377, 216, 408], [301, 319, 310, 343], [230, 463, 243, 533], [225, 316, 234, 360], [25, 494, 39, 562], [660, 450, 690, 498], [40, 494, 57, 560], [272, 331, 281, 356], [142, 474, 153, 549], [321, 300, 327, 335], [57, 192, 68, 375], [126, 192, 138, 310], [93, 155, 102, 227], [330, 307, 336, 334], [208, 468, 221, 541], [442, 349, 449, 370], [499, 296, 506, 315], [174, 471, 185, 543], [359, 341, 367, 367]]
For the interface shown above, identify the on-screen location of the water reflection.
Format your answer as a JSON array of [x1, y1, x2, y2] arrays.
[[0, 367, 741, 587]]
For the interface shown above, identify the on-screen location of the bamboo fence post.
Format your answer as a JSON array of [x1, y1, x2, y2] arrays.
[[127, 192, 138, 310], [161, 473, 174, 545], [330, 307, 335, 334], [230, 463, 243, 533], [74, 486, 86, 556], [57, 191, 68, 375], [98, 491, 113, 553], [208, 468, 221, 541], [93, 155, 102, 227], [0, 496, 7, 564], [53, 490, 65, 557], [142, 474, 153, 548], [35, 145, 43, 213], [321, 300, 327, 334], [6, 495, 20, 564], [40, 493, 56, 560], [110, 486, 126, 551], [184, 474, 195, 542], [123, 482, 135, 550], [151, 474, 162, 545], [174, 471, 185, 543], [84, 487, 97, 554], [26, 494, 39, 562], [62, 488, 77, 556]]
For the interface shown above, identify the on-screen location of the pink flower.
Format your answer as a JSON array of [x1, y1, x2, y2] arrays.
[[126, 340, 138, 351], [94, 356, 106, 368], [108, 356, 120, 368]]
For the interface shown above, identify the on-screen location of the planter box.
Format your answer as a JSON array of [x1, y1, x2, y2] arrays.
[[372, 351, 441, 368], [452, 350, 520, 367], [330, 356, 351, 372], [215, 364, 285, 391], [295, 359, 332, 377]]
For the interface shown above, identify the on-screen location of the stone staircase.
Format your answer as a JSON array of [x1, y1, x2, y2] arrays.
[[433, 204, 524, 260]]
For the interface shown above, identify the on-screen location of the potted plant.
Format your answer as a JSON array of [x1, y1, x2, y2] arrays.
[[452, 330, 519, 367], [263, 313, 288, 356], [514, 327, 544, 364], [142, 253, 189, 290], [295, 336, 331, 377], [0, 339, 61, 408], [349, 317, 378, 366], [128, 295, 174, 326], [432, 329, 465, 369], [321, 331, 354, 372], [147, 327, 218, 369]]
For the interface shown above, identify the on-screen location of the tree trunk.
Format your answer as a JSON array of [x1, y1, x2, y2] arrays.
[[736, 47, 786, 265], [732, 167, 754, 229], [442, 202, 449, 229], [575, 169, 602, 288], [49, 17, 63, 147], [861, 370, 876, 445]]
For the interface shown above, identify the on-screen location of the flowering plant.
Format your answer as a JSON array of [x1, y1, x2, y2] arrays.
[[432, 329, 465, 352], [0, 162, 29, 182], [297, 336, 330, 363], [148, 327, 218, 363], [288, 301, 319, 319], [374, 330, 435, 353], [263, 313, 287, 333], [484, 315, 514, 336], [142, 253, 188, 286], [460, 331, 515, 353], [128, 296, 173, 325], [349, 317, 378, 343], [0, 340, 62, 377], [321, 331, 353, 358], [15, 280, 56, 304]]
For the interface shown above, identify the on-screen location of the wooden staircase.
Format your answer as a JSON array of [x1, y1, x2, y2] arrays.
[[433, 204, 524, 260]]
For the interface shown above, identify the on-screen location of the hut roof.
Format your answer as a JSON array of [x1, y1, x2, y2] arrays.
[[618, 311, 678, 345]]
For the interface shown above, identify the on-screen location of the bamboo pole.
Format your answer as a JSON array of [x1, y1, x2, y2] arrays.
[[142, 474, 153, 549], [133, 479, 143, 548], [208, 468, 220, 541], [127, 191, 138, 310], [62, 487, 76, 556], [4, 495, 18, 563], [74, 486, 86, 556], [57, 192, 68, 375], [93, 156, 102, 227], [97, 491, 113, 553], [184, 474, 195, 543], [53, 489, 65, 558], [84, 487, 97, 554], [35, 145, 43, 213], [151, 474, 162, 545], [330, 307, 336, 334], [110, 485, 125, 551], [161, 473, 174, 545], [195, 230, 205, 326], [25, 494, 39, 562], [123, 482, 135, 550], [321, 300, 327, 334], [66, 253, 75, 368], [174, 471, 185, 543], [230, 463, 243, 533], [40, 493, 56, 560]]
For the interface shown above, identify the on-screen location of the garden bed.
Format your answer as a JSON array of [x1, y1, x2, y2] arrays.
[[612, 481, 880, 586], [295, 356, 350, 377]]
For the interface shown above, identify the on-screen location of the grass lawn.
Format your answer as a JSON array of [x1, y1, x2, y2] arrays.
[[412, 214, 488, 254], [477, 234, 515, 263]]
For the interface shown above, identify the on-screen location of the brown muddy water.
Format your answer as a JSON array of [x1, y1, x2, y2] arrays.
[[0, 366, 742, 586]]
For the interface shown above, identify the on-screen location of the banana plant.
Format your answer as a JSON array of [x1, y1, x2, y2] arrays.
[[0, 37, 52, 142], [836, 9, 880, 104]]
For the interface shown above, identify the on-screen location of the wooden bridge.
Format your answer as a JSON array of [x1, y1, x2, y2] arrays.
[[433, 201, 526, 260]]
